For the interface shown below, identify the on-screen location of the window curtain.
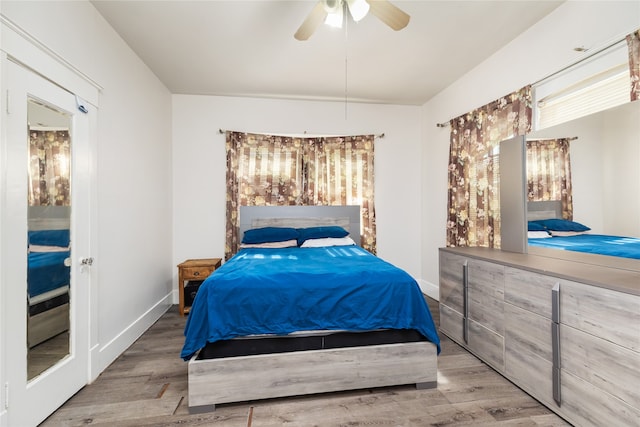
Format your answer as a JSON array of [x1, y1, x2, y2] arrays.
[[28, 129, 71, 206], [447, 86, 532, 248], [225, 132, 304, 257], [226, 132, 376, 259], [626, 29, 640, 101], [304, 136, 376, 252], [526, 138, 573, 220]]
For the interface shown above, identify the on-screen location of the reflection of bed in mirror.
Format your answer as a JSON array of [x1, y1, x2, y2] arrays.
[[523, 100, 640, 262], [27, 206, 71, 348], [183, 205, 440, 412], [527, 200, 640, 259]]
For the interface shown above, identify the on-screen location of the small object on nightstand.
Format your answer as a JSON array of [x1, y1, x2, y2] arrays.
[[177, 258, 222, 316]]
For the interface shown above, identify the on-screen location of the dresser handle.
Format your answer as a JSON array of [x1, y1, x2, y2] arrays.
[[194, 271, 200, 276], [463, 260, 469, 345], [552, 282, 561, 406]]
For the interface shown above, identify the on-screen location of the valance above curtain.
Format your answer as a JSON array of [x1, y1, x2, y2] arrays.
[[447, 86, 532, 248], [225, 131, 376, 259]]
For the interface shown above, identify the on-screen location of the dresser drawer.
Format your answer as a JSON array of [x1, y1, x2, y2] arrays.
[[182, 266, 214, 280]]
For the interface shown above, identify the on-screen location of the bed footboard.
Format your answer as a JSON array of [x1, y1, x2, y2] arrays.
[[28, 303, 69, 348], [188, 341, 437, 412]]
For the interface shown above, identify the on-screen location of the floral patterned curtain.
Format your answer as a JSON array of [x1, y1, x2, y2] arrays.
[[304, 135, 376, 253], [28, 129, 71, 206], [447, 86, 532, 248], [526, 138, 573, 220], [225, 132, 304, 257], [225, 132, 376, 259], [627, 29, 640, 101]]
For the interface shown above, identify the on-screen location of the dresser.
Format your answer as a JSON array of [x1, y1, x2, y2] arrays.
[[177, 258, 222, 316], [439, 247, 640, 427]]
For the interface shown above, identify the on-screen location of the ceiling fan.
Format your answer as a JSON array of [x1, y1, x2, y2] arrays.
[[294, 0, 410, 41]]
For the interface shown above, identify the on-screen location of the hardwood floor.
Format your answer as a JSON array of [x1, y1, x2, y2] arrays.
[[41, 300, 572, 426], [28, 331, 69, 380]]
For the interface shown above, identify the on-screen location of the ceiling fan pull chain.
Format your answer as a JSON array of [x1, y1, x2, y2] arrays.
[[344, 2, 349, 120]]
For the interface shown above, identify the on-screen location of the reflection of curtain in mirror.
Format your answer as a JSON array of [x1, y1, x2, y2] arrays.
[[28, 129, 71, 206], [626, 29, 640, 101], [526, 138, 573, 220], [447, 86, 532, 249]]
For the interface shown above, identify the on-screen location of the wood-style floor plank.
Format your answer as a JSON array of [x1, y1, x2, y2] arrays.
[[41, 301, 572, 426]]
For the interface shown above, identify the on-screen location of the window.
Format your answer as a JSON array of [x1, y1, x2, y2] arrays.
[[225, 132, 376, 258], [534, 41, 630, 130]]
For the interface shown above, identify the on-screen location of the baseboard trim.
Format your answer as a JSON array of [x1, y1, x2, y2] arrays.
[[90, 293, 172, 381], [417, 279, 439, 301]]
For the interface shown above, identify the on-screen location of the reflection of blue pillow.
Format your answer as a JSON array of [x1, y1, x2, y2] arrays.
[[297, 226, 349, 245], [242, 227, 298, 244], [530, 219, 590, 232], [528, 221, 547, 231], [28, 229, 70, 247]]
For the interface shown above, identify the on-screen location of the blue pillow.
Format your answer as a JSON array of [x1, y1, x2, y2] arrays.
[[242, 227, 299, 244], [531, 219, 590, 232], [527, 221, 547, 231], [28, 229, 70, 247], [297, 226, 349, 246]]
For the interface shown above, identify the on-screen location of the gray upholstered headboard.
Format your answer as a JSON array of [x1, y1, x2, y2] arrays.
[[527, 201, 562, 221], [239, 205, 361, 246], [28, 206, 70, 230]]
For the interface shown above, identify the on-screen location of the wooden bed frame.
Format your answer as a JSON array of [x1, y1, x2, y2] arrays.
[[187, 205, 438, 412]]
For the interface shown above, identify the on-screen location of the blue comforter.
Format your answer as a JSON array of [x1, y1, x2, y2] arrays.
[[181, 246, 440, 360], [28, 251, 71, 297], [528, 234, 640, 259]]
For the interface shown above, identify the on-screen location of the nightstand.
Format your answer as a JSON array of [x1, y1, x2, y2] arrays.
[[177, 258, 222, 316]]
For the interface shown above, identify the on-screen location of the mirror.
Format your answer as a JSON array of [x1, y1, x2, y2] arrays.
[[26, 99, 72, 380], [525, 100, 640, 261]]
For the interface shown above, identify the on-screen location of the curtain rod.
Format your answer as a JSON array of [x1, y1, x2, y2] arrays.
[[434, 33, 630, 129], [531, 38, 627, 87], [218, 129, 385, 139], [526, 136, 578, 141]]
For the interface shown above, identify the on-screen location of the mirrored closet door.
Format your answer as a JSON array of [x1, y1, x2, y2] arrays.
[[3, 59, 92, 427]]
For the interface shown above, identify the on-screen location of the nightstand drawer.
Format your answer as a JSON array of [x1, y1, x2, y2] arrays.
[[182, 266, 214, 280]]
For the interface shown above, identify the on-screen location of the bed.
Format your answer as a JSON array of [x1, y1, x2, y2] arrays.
[[527, 201, 640, 260], [183, 205, 440, 412], [27, 207, 71, 348]]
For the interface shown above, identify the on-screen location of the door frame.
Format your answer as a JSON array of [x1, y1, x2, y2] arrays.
[[0, 16, 100, 426]]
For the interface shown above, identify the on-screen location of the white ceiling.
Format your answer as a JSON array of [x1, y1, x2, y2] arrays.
[[91, 0, 563, 105]]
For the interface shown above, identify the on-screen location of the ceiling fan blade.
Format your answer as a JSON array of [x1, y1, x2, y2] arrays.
[[366, 0, 410, 31], [294, 1, 328, 41]]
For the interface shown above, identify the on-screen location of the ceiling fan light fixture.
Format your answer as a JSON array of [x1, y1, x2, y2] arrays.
[[295, 0, 409, 41], [325, 3, 344, 28], [323, 0, 341, 13], [346, 0, 369, 22]]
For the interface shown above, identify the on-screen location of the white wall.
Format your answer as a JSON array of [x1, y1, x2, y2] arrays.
[[601, 102, 640, 237], [172, 95, 431, 294], [0, 0, 173, 388], [421, 1, 640, 290]]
